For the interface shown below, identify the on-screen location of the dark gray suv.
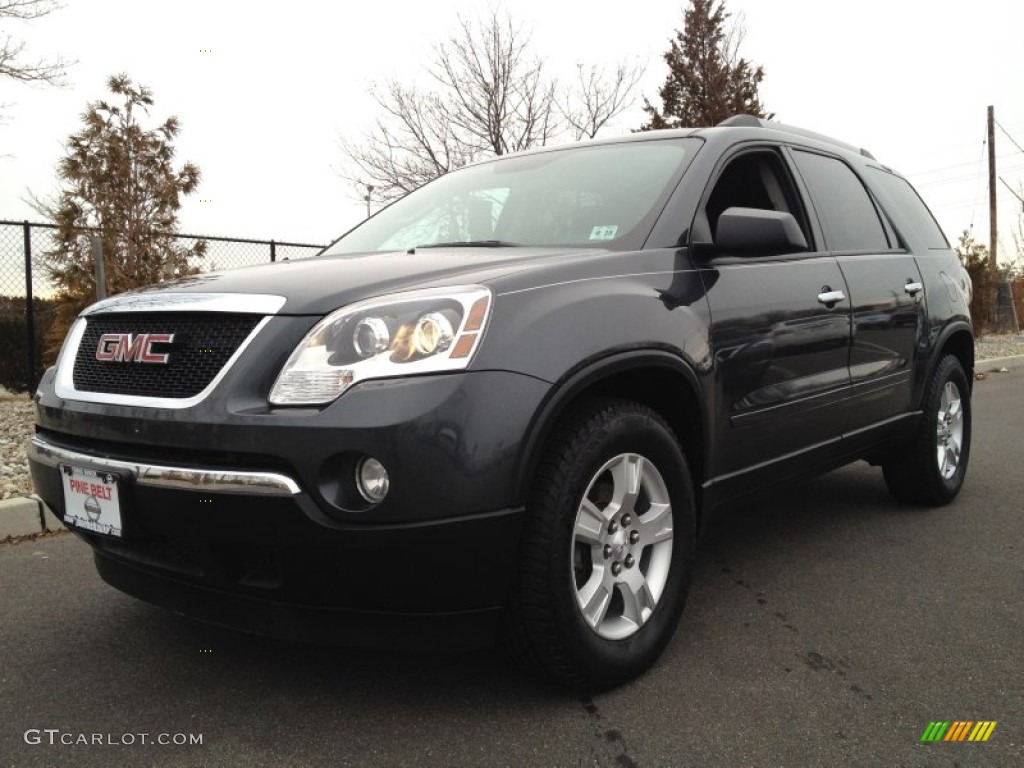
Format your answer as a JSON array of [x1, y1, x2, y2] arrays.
[[28, 115, 973, 689]]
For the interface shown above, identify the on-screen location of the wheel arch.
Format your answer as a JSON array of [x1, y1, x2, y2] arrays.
[[928, 322, 975, 395], [515, 350, 708, 516]]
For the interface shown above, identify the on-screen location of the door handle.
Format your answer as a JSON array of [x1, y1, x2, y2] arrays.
[[904, 281, 923, 296], [817, 289, 846, 306]]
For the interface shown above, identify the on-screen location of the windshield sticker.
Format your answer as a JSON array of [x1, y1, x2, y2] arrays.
[[589, 225, 618, 241]]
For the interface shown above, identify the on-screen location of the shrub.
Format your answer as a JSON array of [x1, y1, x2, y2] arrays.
[[0, 296, 58, 393], [1011, 271, 1024, 334], [955, 232, 996, 334]]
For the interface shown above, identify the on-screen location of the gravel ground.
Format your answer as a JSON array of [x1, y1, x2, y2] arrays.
[[0, 391, 35, 500], [2, 333, 1023, 500], [973, 332, 1024, 363]]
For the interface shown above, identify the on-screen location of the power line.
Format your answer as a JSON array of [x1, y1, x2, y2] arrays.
[[995, 119, 1024, 156], [1000, 177, 1024, 208], [937, 186, 1024, 209], [940, 196, 1006, 209], [914, 162, 1024, 189], [996, 234, 1014, 262], [969, 127, 987, 233], [907, 151, 1020, 177]]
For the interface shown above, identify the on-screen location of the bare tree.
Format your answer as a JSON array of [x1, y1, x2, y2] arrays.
[[342, 9, 556, 205], [0, 0, 70, 86], [560, 60, 644, 141], [340, 81, 471, 202], [433, 10, 557, 157], [341, 8, 640, 206]]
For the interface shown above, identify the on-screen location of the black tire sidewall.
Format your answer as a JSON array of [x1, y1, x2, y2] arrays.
[[544, 407, 695, 685], [928, 357, 972, 501]]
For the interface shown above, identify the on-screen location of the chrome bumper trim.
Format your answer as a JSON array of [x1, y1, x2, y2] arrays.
[[28, 436, 302, 497]]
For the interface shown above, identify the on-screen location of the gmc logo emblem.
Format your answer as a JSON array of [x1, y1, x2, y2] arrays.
[[95, 333, 175, 364]]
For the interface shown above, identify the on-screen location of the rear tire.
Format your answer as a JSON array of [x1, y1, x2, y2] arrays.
[[882, 355, 971, 505], [503, 399, 696, 691]]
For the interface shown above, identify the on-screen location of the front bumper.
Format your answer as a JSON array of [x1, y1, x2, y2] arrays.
[[29, 431, 524, 647], [28, 369, 550, 647], [34, 368, 548, 523]]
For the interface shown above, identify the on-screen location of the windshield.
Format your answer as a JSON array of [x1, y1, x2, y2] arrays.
[[325, 138, 697, 255]]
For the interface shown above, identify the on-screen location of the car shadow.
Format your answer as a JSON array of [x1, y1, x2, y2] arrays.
[[697, 460, 926, 559], [70, 462, 924, 714]]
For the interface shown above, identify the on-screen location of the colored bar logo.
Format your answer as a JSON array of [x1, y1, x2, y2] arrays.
[[921, 721, 997, 742]]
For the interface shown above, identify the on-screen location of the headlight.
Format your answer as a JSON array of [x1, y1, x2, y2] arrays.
[[352, 317, 391, 359], [269, 286, 492, 405]]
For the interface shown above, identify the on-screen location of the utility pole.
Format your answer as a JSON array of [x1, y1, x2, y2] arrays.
[[987, 106, 1020, 333], [91, 237, 106, 300], [364, 184, 374, 220], [987, 105, 997, 269]]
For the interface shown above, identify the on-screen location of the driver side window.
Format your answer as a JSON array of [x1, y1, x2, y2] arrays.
[[700, 150, 811, 247]]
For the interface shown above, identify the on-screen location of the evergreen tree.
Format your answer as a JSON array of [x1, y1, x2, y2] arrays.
[[34, 74, 205, 361], [638, 0, 769, 130]]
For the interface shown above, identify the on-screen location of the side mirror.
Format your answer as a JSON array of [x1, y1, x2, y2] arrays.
[[711, 207, 808, 256]]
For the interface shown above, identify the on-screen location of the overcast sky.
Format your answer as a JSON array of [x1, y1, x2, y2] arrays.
[[2, 0, 1023, 262]]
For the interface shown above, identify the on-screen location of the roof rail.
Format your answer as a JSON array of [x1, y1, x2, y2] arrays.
[[718, 114, 762, 128], [716, 114, 876, 160]]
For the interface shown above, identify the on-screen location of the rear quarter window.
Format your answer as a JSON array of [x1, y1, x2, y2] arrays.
[[867, 168, 950, 250]]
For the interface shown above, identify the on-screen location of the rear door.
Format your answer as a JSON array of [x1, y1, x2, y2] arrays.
[[788, 150, 924, 431]]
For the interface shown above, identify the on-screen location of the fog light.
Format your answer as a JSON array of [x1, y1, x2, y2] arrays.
[[356, 457, 389, 503]]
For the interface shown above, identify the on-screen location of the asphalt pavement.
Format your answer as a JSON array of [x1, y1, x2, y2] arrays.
[[1, 371, 1021, 767]]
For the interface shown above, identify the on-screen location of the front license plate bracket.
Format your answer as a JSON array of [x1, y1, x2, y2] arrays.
[[60, 464, 125, 538]]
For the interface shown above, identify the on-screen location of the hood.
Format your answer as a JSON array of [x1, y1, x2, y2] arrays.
[[122, 247, 600, 315]]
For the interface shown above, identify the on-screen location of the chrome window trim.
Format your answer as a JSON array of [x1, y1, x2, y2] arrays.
[[28, 436, 302, 496], [55, 313, 275, 410], [81, 292, 287, 316]]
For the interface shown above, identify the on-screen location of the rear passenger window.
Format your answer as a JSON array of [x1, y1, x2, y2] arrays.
[[867, 169, 949, 249], [791, 150, 889, 252]]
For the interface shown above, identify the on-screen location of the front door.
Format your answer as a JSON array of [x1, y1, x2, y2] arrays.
[[695, 148, 853, 483]]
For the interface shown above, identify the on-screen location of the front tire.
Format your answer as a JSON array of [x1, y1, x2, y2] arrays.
[[503, 400, 696, 690], [882, 355, 971, 505]]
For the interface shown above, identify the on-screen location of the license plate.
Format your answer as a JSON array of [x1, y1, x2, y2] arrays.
[[60, 464, 124, 538]]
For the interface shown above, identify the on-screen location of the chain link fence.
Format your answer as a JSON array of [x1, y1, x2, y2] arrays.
[[0, 220, 326, 394]]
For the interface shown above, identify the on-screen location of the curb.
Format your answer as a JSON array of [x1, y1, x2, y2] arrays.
[[976, 353, 1024, 372], [0, 495, 64, 540]]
